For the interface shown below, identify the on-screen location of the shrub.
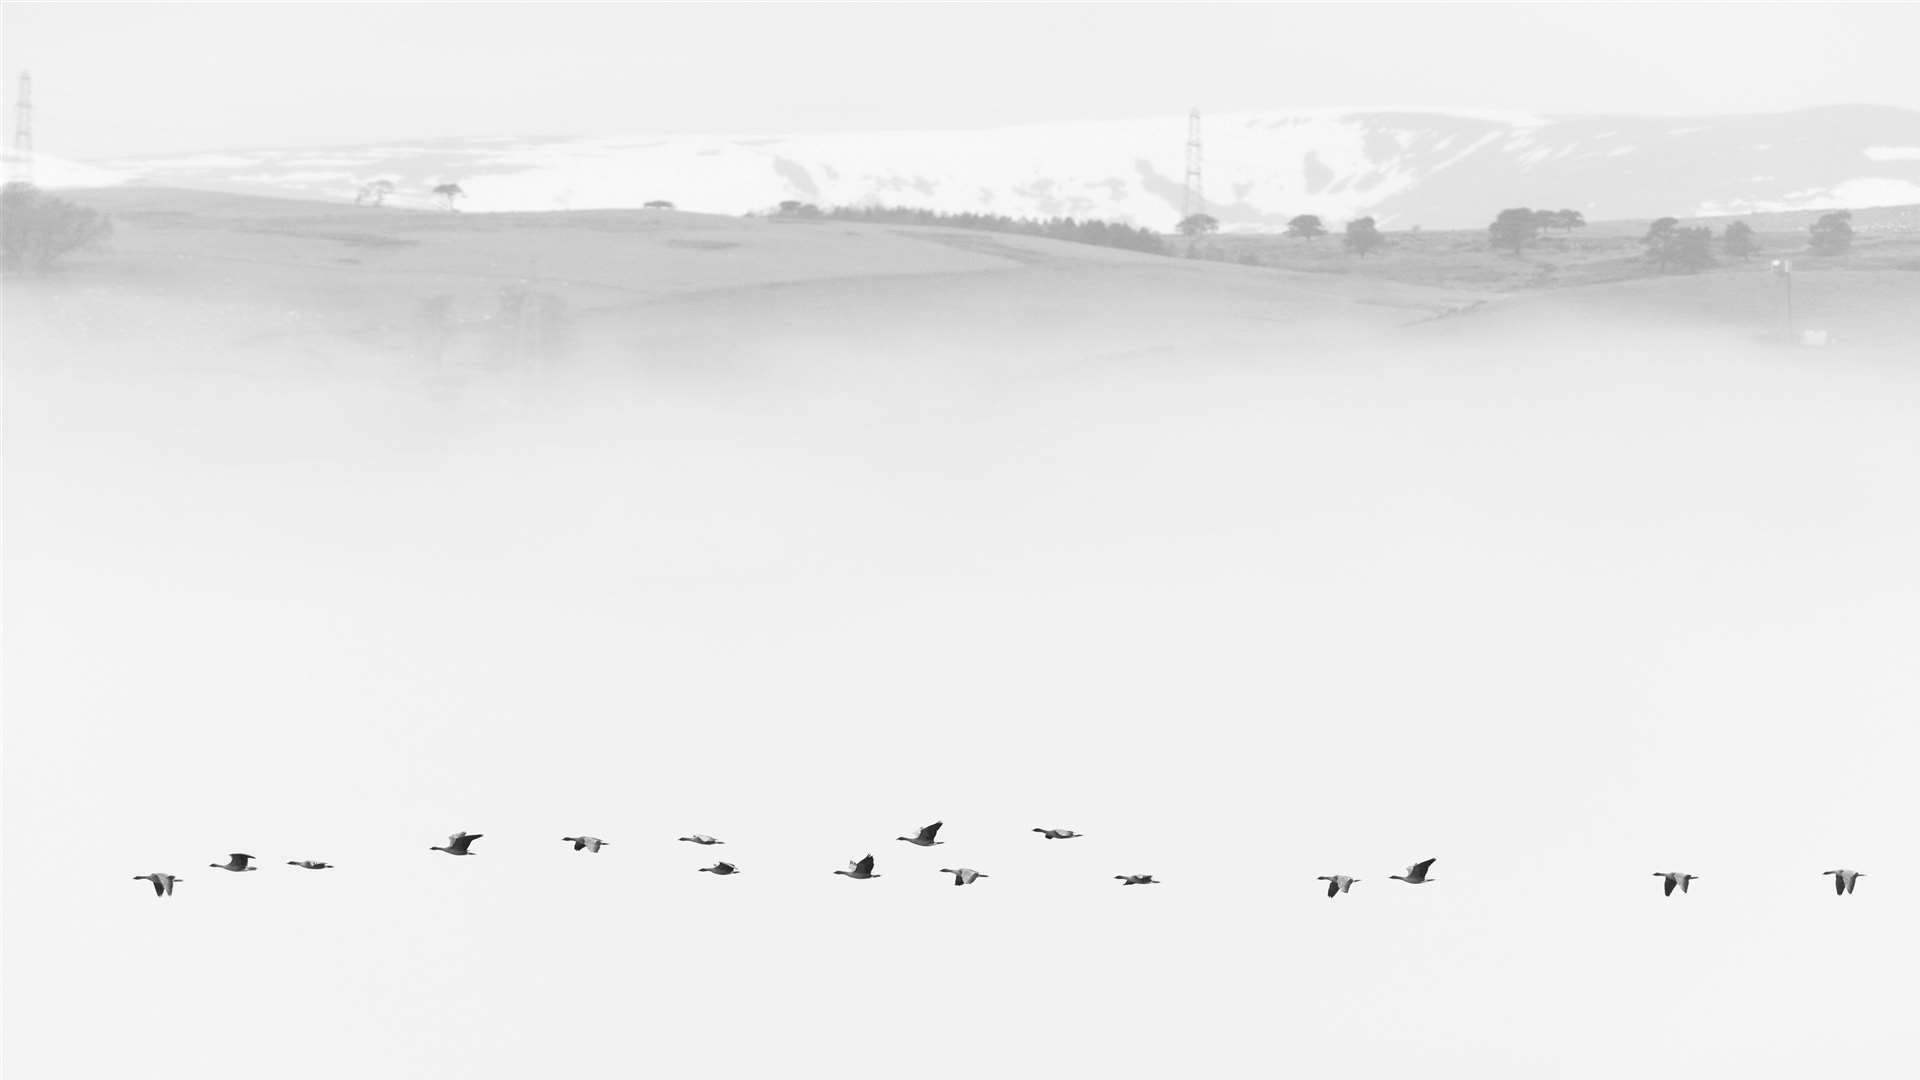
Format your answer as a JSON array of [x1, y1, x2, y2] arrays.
[[1343, 216, 1383, 257], [1, 183, 114, 273], [1488, 207, 1537, 254]]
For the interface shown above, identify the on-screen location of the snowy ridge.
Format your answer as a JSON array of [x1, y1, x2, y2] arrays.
[[54, 105, 1920, 231]]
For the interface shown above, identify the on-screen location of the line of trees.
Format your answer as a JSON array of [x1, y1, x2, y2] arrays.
[[1486, 207, 1587, 253], [354, 180, 465, 210], [774, 201, 1168, 255], [1488, 205, 1856, 269]]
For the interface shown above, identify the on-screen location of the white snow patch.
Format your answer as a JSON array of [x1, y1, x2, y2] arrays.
[[1864, 146, 1920, 161], [1695, 176, 1920, 216], [122, 153, 263, 170], [227, 170, 359, 185], [2, 150, 131, 188]]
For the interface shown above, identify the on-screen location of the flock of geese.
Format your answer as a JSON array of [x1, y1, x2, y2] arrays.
[[130, 823, 1871, 900]]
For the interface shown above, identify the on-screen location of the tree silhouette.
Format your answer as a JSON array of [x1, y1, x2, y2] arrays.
[[1722, 220, 1760, 261], [1546, 208, 1586, 235], [643, 199, 675, 210], [1644, 218, 1712, 272], [431, 183, 465, 211], [1285, 214, 1326, 240], [355, 179, 396, 207], [1487, 207, 1538, 254], [1176, 213, 1220, 238], [1664, 227, 1715, 272], [1642, 216, 1680, 268], [1343, 216, 1383, 257], [1808, 210, 1853, 255]]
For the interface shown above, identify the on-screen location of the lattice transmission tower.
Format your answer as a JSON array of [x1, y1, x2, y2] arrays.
[[10, 71, 33, 185], [1181, 107, 1203, 223]]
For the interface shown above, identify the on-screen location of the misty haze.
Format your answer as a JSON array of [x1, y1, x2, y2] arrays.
[[4, 5, 1918, 1080]]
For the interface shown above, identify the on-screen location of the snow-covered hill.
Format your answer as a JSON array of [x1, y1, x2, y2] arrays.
[[44, 105, 1920, 231]]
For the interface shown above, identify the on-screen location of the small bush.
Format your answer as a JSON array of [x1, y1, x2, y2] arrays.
[[1, 183, 114, 273]]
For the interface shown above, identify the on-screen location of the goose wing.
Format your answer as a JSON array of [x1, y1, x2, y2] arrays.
[[148, 876, 165, 897], [449, 832, 481, 853], [1835, 872, 1846, 896], [917, 822, 943, 843], [853, 854, 875, 876], [1327, 879, 1340, 897], [1663, 875, 1677, 896]]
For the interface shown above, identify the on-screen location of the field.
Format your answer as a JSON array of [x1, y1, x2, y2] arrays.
[[6, 187, 1487, 389], [1202, 203, 1920, 303]]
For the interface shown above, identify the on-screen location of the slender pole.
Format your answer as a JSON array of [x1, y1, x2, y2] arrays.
[[1773, 258, 1795, 344]]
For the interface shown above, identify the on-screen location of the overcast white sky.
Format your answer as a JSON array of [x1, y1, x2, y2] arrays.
[[3, 2, 1920, 159]]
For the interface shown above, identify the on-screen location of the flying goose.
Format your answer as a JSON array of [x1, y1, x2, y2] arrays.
[[1317, 874, 1359, 897], [1654, 871, 1698, 896], [898, 821, 945, 847], [1033, 828, 1082, 840], [940, 867, 987, 886], [678, 835, 723, 846], [133, 872, 181, 897], [562, 836, 608, 853], [431, 831, 483, 856], [1390, 858, 1436, 885], [699, 862, 740, 875], [286, 860, 333, 870], [1115, 875, 1160, 885], [211, 853, 258, 872], [1823, 869, 1864, 895], [834, 854, 880, 880]]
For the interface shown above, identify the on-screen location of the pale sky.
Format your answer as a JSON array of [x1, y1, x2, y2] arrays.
[[3, 2, 1920, 159]]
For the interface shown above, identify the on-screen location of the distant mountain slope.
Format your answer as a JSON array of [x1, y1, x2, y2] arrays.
[[54, 105, 1920, 231]]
